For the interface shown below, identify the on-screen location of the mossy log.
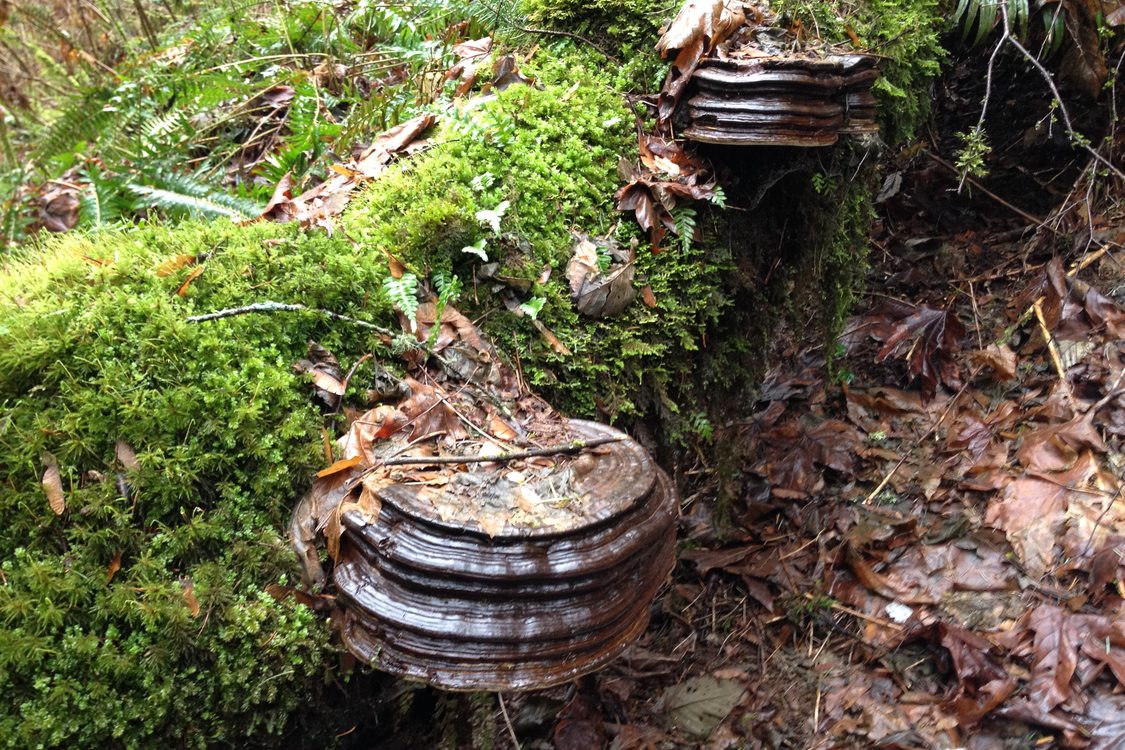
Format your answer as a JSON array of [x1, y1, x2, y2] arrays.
[[0, 0, 947, 742]]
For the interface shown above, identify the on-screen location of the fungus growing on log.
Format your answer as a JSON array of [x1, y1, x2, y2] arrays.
[[683, 54, 880, 146], [331, 420, 678, 691]]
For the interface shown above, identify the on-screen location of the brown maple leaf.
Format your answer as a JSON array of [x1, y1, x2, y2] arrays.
[[876, 302, 966, 401]]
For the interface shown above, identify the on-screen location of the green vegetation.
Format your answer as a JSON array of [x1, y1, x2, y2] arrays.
[[0, 222, 370, 747], [0, 45, 730, 746]]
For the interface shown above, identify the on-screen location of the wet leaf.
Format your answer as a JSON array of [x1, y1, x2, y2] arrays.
[[663, 675, 745, 738], [41, 451, 65, 515], [970, 343, 1018, 380], [876, 303, 966, 401]]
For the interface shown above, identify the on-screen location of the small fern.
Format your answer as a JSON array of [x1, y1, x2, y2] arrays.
[[32, 91, 114, 171], [126, 171, 262, 221], [383, 272, 420, 330], [77, 164, 128, 229], [672, 206, 697, 253]]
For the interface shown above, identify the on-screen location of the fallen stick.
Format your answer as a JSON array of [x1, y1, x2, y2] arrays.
[[379, 436, 625, 466], [186, 301, 397, 337]]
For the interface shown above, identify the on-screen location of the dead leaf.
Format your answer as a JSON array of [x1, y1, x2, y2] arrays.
[[106, 551, 122, 584], [258, 173, 295, 222], [115, 440, 140, 471], [655, 0, 746, 57], [41, 451, 65, 515], [492, 54, 533, 90], [396, 379, 467, 443], [182, 578, 201, 617], [383, 248, 406, 278], [970, 343, 1018, 381], [533, 319, 572, 356], [156, 254, 198, 277], [309, 369, 346, 396], [566, 233, 637, 318], [662, 675, 745, 738], [340, 404, 410, 462], [1015, 413, 1107, 472], [876, 303, 965, 401], [175, 266, 205, 297], [316, 456, 364, 478]]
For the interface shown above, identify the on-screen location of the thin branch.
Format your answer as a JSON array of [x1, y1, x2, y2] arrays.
[[378, 436, 625, 466], [515, 26, 620, 63], [498, 693, 521, 750], [998, 4, 1125, 181], [185, 301, 397, 337], [963, 1, 1125, 190]]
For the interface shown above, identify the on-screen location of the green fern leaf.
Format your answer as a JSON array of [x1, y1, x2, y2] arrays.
[[126, 171, 262, 221], [383, 273, 420, 331]]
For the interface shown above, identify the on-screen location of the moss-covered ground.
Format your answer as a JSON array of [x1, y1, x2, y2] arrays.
[[0, 0, 950, 744]]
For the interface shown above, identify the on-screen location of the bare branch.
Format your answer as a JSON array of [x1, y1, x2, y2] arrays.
[[185, 301, 397, 337]]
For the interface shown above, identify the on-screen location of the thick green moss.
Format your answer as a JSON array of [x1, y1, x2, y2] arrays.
[[0, 220, 396, 747], [347, 52, 730, 419]]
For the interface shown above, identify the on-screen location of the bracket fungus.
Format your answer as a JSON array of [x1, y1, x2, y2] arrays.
[[330, 420, 677, 691], [683, 54, 880, 147], [288, 315, 679, 692]]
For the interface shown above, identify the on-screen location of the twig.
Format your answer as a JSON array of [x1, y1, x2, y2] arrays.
[[1032, 298, 1074, 407], [803, 593, 903, 631], [379, 436, 625, 467], [185, 301, 397, 337], [928, 151, 1044, 226], [336, 354, 372, 409], [515, 26, 620, 63], [498, 693, 521, 750]]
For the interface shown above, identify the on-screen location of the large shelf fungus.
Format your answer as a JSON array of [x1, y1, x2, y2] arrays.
[[331, 420, 678, 691], [684, 54, 880, 147], [652, 1, 880, 148]]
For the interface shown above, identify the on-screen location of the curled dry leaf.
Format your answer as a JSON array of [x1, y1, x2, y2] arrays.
[[114, 440, 140, 471], [565, 233, 637, 318], [339, 404, 410, 463], [175, 266, 205, 297], [41, 451, 65, 515], [655, 0, 746, 57], [182, 578, 201, 617], [316, 455, 363, 478], [970, 343, 1018, 381], [105, 551, 122, 584], [155, 254, 198, 277]]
